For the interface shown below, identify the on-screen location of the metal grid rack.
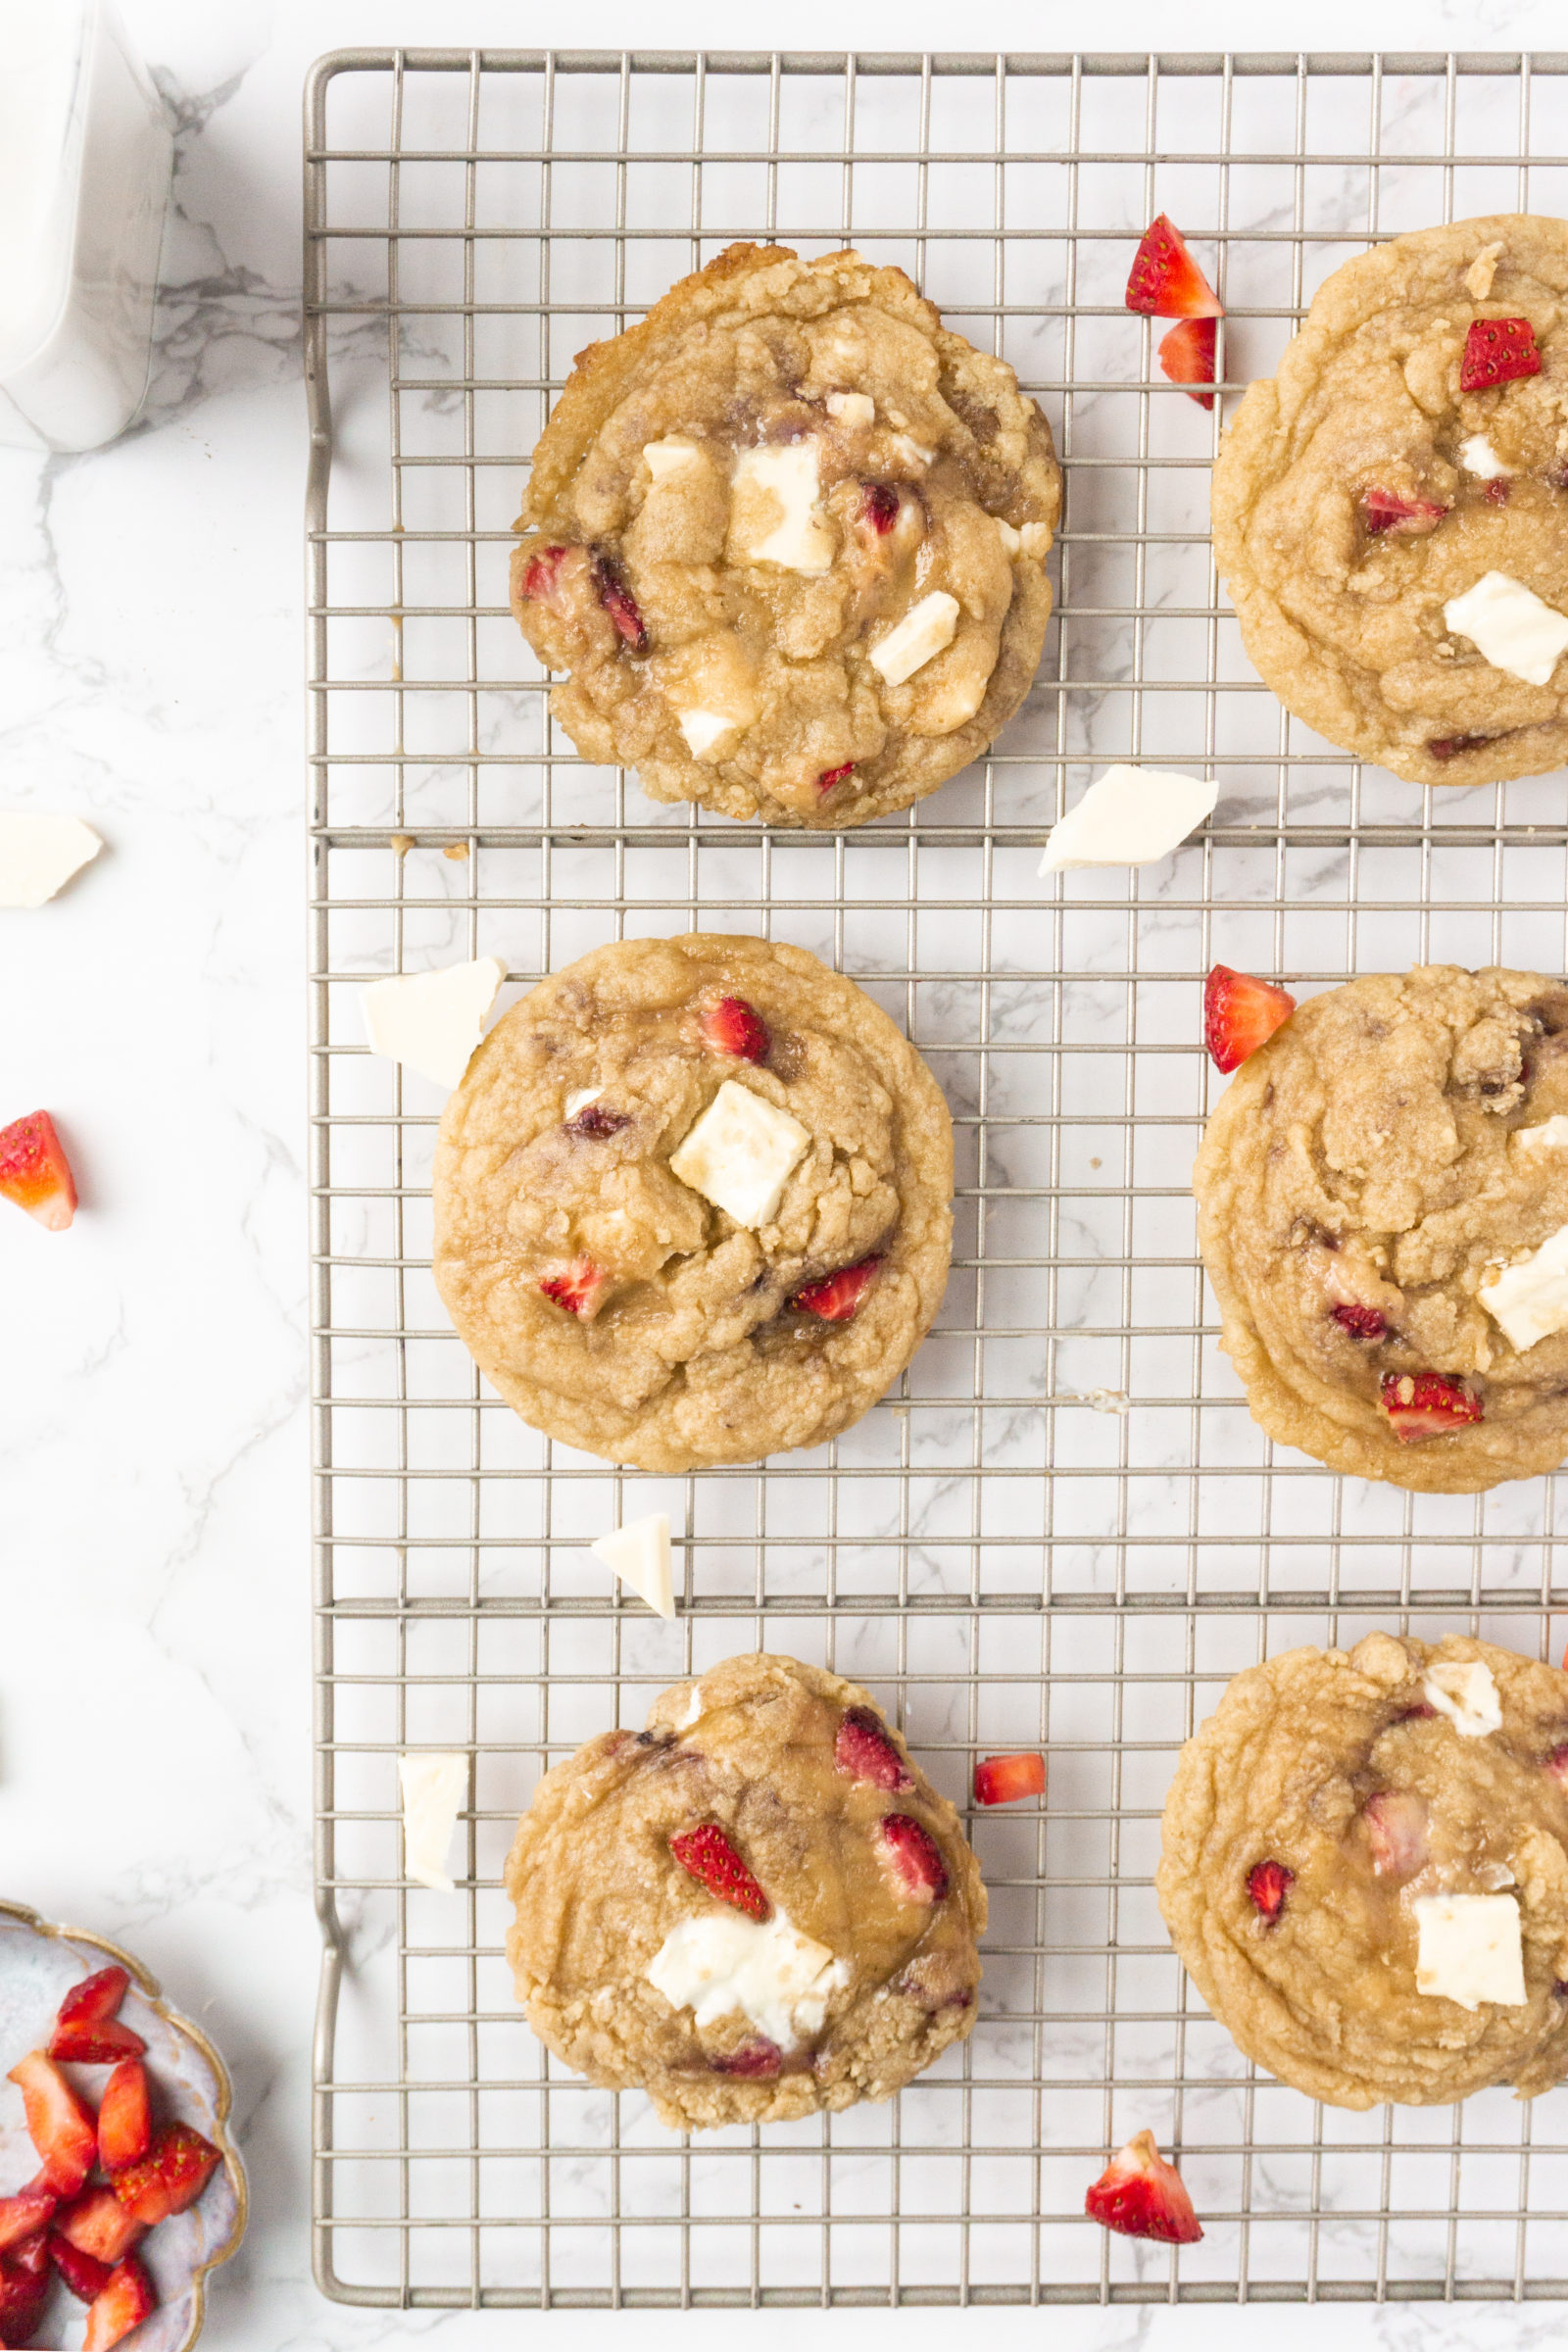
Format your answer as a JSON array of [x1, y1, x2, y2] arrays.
[[306, 48, 1568, 2308]]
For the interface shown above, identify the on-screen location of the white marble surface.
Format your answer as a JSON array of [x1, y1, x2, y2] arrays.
[[5, 0, 1568, 2347]]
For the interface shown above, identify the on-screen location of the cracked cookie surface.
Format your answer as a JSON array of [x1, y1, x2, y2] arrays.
[[511, 241, 1060, 827], [432, 933, 953, 1471], [1158, 1634, 1568, 2108], [1194, 963, 1568, 1492], [1212, 215, 1568, 786], [504, 1653, 987, 2130]]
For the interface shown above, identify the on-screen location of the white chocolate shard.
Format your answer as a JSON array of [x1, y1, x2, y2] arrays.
[[644, 435, 702, 479], [398, 1751, 468, 1893], [1479, 1222, 1568, 1351], [1513, 1116, 1568, 1153], [648, 1907, 850, 2047], [729, 443, 834, 573], [1039, 765, 1218, 874], [669, 1080, 811, 1230], [1414, 1892, 1525, 2008], [361, 956, 507, 1091], [0, 812, 103, 907], [564, 1087, 604, 1119], [591, 1511, 674, 1619], [1445, 571, 1568, 687], [995, 518, 1021, 556], [869, 591, 961, 687], [1459, 432, 1509, 479], [826, 392, 874, 427], [1422, 1658, 1503, 1738], [679, 708, 743, 760]]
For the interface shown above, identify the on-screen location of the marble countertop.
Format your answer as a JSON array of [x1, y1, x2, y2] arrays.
[[4, 0, 1566, 2346]]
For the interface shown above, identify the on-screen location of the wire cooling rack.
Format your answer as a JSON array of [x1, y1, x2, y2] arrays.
[[306, 48, 1568, 2309]]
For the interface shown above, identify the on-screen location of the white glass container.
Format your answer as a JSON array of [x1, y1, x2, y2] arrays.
[[0, 0, 172, 453]]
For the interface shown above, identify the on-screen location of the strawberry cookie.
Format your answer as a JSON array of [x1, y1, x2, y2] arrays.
[[1158, 1634, 1568, 2108], [503, 1654, 986, 2129], [1195, 964, 1568, 1492], [432, 934, 953, 1471], [511, 241, 1059, 827], [1213, 215, 1568, 786]]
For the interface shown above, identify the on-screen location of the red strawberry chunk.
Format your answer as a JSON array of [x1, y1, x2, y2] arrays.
[[591, 556, 648, 652], [0, 2194, 54, 2260], [1085, 2129, 1203, 2244], [1485, 476, 1511, 506], [974, 1751, 1047, 1806], [1203, 964, 1297, 1073], [7, 2054, 95, 2199], [538, 1257, 608, 1319], [564, 1102, 630, 1140], [1460, 316, 1542, 392], [710, 2039, 782, 2078], [6, 2238, 46, 2281], [56, 1969, 131, 2033], [82, 2255, 156, 2352], [96, 2063, 151, 2177], [1545, 1741, 1568, 1788], [700, 996, 770, 1063], [876, 1813, 949, 1905], [1361, 487, 1447, 537], [1428, 732, 1497, 760], [0, 2258, 48, 2351], [1158, 315, 1217, 410], [1380, 1370, 1483, 1442], [111, 2123, 220, 2228], [49, 2232, 113, 2304], [48, 2021, 146, 2067], [53, 2190, 144, 2269], [1365, 1789, 1430, 1879], [669, 1824, 771, 1922], [0, 1113, 76, 1233], [1247, 1859, 1294, 1923], [858, 482, 900, 534], [817, 761, 855, 794], [835, 1707, 913, 1793], [1126, 216, 1223, 319], [1332, 1301, 1388, 1341], [792, 1256, 881, 1321], [520, 544, 571, 603]]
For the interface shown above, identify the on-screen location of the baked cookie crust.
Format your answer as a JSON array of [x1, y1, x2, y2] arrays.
[[1194, 964, 1568, 1493], [1212, 215, 1568, 787], [504, 1653, 987, 2131], [511, 241, 1060, 827], [432, 933, 953, 1472], [1157, 1634, 1568, 2109]]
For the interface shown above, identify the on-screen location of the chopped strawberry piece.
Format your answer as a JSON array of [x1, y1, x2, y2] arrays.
[[0, 2195, 54, 2260], [1085, 2129, 1203, 2244], [1361, 487, 1447, 537], [56, 1969, 131, 2033], [96, 2064, 151, 2177], [835, 1706, 913, 1793], [1365, 1789, 1430, 1878], [1390, 1701, 1437, 1725], [0, 1113, 76, 1233], [1460, 316, 1542, 392], [520, 544, 571, 602], [1332, 1301, 1387, 1340], [81, 2255, 156, 2352], [791, 1256, 881, 1321], [710, 2039, 782, 2078], [876, 1813, 949, 1905], [48, 2232, 113, 2303], [0, 2258, 48, 2350], [7, 2054, 95, 2199], [1203, 964, 1297, 1073], [1246, 1859, 1294, 1923], [817, 761, 855, 794], [591, 556, 648, 651], [1380, 1370, 1483, 1442], [859, 482, 900, 534], [564, 1102, 630, 1140], [53, 2190, 143, 2269], [974, 1751, 1048, 1806], [1485, 476, 1511, 506], [1428, 733, 1497, 760], [1545, 1741, 1568, 1788], [1125, 216, 1223, 319], [111, 2123, 220, 2228], [48, 2021, 146, 2067], [6, 2239, 46, 2282], [669, 1824, 771, 1922], [538, 1257, 608, 1319], [1158, 315, 1217, 409], [700, 996, 770, 1063]]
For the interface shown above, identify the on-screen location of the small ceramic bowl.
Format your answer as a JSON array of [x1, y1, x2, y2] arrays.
[[0, 1901, 245, 2352]]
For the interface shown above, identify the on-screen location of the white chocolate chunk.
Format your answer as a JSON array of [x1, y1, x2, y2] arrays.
[[591, 1511, 674, 1619], [398, 1751, 467, 1893], [889, 432, 935, 467], [648, 1906, 851, 2048], [1465, 242, 1503, 300], [1422, 1658, 1503, 1738], [679, 708, 743, 760], [669, 1079, 811, 1229], [0, 812, 103, 907], [1445, 571, 1568, 687], [729, 442, 834, 573], [644, 435, 702, 479], [361, 955, 507, 1091], [677, 1684, 705, 1729], [1039, 765, 1218, 874], [1479, 1222, 1568, 1351], [1459, 432, 1510, 480], [826, 391, 874, 427], [564, 1087, 604, 1119], [1513, 1116, 1568, 1153], [1414, 1892, 1525, 2008], [870, 591, 961, 686], [995, 518, 1021, 556], [1019, 522, 1051, 558]]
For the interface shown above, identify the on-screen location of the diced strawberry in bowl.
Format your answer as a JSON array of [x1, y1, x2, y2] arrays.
[[0, 2192, 54, 2261], [96, 2061, 152, 2176], [6, 2054, 95, 2198], [53, 2189, 144, 2270], [81, 2254, 156, 2352], [111, 2124, 222, 2228], [48, 2231, 113, 2303]]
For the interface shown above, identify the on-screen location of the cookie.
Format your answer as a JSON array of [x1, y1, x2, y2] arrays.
[[503, 1653, 987, 2130], [432, 933, 953, 1471], [511, 241, 1060, 827], [1212, 215, 1568, 787], [1157, 1633, 1568, 2109], [1194, 964, 1568, 1493]]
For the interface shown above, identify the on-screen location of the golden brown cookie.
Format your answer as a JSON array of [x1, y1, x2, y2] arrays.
[[1194, 964, 1568, 1493], [511, 241, 1059, 826], [504, 1653, 987, 2130], [1212, 215, 1568, 787], [1158, 1634, 1568, 2108], [432, 933, 953, 1471]]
